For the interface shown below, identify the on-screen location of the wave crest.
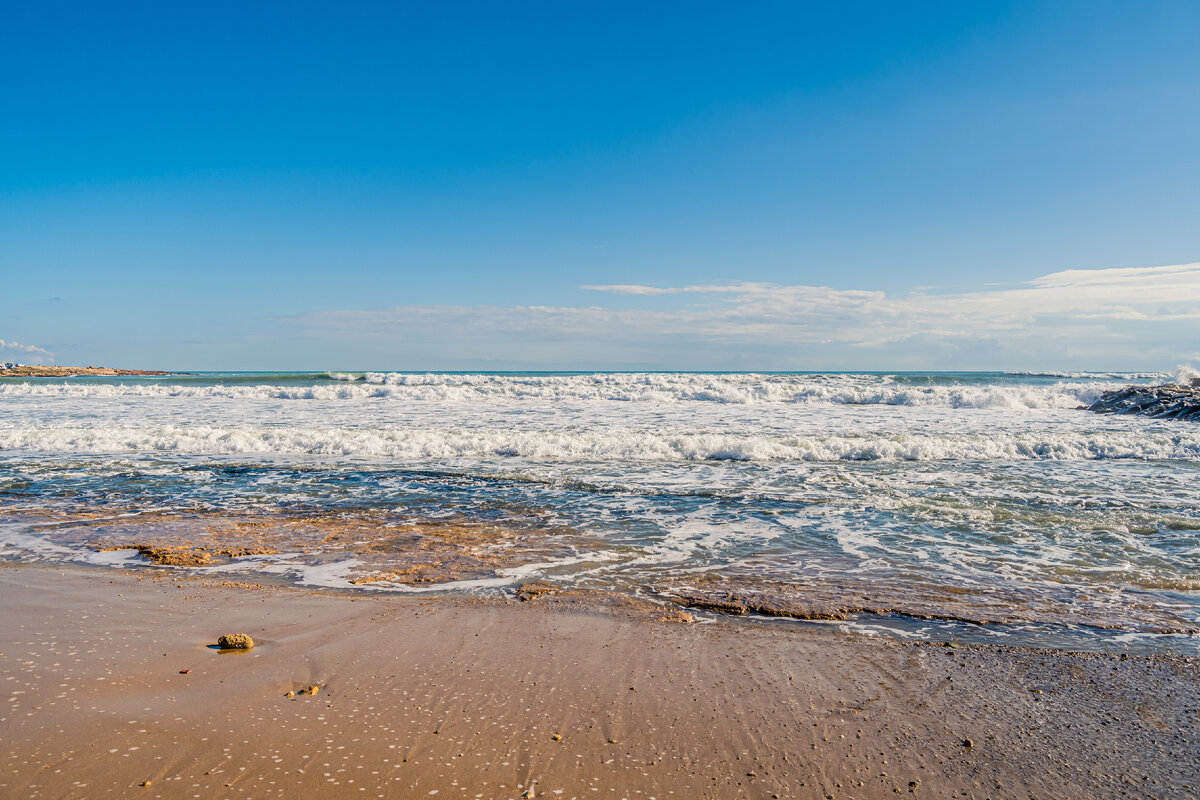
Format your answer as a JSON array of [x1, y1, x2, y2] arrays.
[[1171, 364, 1200, 386], [2, 424, 1196, 462], [0, 373, 1122, 409]]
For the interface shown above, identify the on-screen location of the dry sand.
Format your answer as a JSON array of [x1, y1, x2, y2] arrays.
[[0, 564, 1195, 799]]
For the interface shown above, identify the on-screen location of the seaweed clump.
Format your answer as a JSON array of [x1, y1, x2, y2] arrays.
[[217, 633, 254, 649]]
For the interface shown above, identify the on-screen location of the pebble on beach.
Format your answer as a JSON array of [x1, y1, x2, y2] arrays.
[[217, 633, 254, 649]]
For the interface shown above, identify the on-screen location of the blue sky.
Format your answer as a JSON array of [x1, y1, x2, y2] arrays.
[[2, 1, 1199, 370]]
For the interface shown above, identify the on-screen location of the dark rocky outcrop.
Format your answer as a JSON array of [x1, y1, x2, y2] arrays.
[[1086, 381, 1200, 421]]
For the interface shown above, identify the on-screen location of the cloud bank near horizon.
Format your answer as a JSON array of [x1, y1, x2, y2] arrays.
[[280, 261, 1199, 370], [0, 338, 54, 363]]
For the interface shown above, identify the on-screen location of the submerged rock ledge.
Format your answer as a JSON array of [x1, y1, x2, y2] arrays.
[[1087, 381, 1200, 421]]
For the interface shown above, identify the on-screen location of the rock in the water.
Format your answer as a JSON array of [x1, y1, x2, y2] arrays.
[[1086, 382, 1200, 421], [515, 580, 559, 602], [217, 633, 254, 649]]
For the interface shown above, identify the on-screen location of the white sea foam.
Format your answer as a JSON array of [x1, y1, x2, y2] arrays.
[[1171, 364, 1200, 386], [0, 524, 141, 567], [0, 373, 1120, 408], [2, 422, 1197, 462], [1005, 370, 1169, 380], [282, 553, 616, 593]]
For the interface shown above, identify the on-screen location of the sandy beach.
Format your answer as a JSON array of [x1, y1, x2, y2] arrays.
[[1, 564, 1195, 800], [7, 0, 1200, 796]]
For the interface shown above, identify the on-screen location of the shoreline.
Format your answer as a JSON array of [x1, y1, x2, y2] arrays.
[[2, 563, 1196, 799], [2, 502, 1195, 654], [0, 366, 180, 377]]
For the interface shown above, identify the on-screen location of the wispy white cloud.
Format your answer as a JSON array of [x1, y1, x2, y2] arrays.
[[583, 262, 1200, 328], [578, 284, 674, 295], [579, 282, 769, 295], [0, 338, 55, 362], [279, 262, 1200, 369]]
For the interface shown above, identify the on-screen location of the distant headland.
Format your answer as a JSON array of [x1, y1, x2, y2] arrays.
[[0, 363, 179, 377]]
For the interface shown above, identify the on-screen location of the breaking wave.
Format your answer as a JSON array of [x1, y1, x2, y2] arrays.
[[1171, 364, 1200, 386], [3, 423, 1198, 462], [0, 373, 1123, 409], [1005, 371, 1169, 380]]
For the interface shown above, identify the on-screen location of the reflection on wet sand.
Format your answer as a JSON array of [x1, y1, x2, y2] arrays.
[[663, 575, 1200, 635]]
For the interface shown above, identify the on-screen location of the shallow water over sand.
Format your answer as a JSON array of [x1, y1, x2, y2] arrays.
[[1, 370, 1198, 653]]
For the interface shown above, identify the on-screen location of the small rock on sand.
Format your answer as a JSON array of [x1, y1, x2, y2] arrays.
[[217, 633, 254, 649], [306, 685, 320, 696]]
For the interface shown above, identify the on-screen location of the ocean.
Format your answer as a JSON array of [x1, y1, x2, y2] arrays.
[[2, 370, 1197, 653]]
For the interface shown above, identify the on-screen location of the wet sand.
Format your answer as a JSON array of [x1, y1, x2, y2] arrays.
[[12, 505, 1197, 639], [1, 565, 1196, 800]]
